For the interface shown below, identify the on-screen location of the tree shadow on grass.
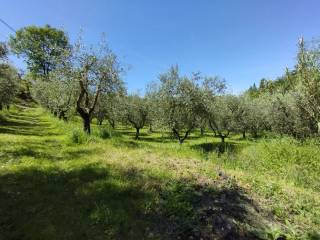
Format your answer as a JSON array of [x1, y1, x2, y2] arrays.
[[0, 108, 61, 137], [118, 131, 148, 137], [0, 162, 274, 240], [116, 129, 202, 143], [138, 136, 174, 143], [112, 139, 141, 149], [192, 142, 237, 154], [0, 116, 58, 136], [0, 165, 150, 240], [191, 141, 250, 155], [0, 140, 105, 164], [7, 112, 43, 122], [137, 135, 202, 144], [153, 179, 268, 240]]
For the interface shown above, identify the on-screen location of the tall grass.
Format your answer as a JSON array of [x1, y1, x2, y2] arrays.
[[216, 137, 320, 239], [224, 137, 320, 191]]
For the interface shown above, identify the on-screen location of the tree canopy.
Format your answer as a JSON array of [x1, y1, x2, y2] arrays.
[[9, 25, 69, 77]]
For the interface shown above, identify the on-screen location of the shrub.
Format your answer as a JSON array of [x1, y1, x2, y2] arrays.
[[98, 127, 112, 139], [70, 128, 86, 144]]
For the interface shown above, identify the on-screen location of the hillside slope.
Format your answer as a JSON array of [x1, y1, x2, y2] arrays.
[[0, 104, 319, 240]]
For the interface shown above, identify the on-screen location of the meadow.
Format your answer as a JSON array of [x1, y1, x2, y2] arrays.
[[0, 103, 319, 240]]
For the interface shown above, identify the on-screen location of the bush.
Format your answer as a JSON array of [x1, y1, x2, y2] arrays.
[[98, 127, 113, 139], [70, 128, 86, 144]]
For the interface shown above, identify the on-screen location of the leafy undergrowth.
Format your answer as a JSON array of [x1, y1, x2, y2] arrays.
[[0, 105, 319, 240]]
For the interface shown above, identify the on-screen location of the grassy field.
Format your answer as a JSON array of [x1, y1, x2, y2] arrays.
[[0, 104, 319, 240]]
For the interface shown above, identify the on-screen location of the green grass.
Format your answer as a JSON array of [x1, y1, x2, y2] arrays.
[[0, 104, 319, 239], [217, 138, 320, 239]]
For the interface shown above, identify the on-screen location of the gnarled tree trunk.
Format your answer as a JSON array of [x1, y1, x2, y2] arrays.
[[172, 128, 192, 144], [108, 119, 115, 129], [76, 71, 101, 134], [242, 130, 246, 139], [200, 127, 205, 136], [59, 110, 67, 121], [135, 127, 140, 140], [83, 114, 91, 134]]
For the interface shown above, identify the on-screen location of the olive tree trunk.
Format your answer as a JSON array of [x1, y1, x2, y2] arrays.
[[135, 127, 140, 140], [76, 78, 101, 134]]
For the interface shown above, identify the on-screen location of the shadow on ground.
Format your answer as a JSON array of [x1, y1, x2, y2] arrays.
[[0, 162, 270, 240], [117, 129, 202, 143], [0, 112, 57, 136], [191, 141, 249, 155], [0, 141, 102, 164]]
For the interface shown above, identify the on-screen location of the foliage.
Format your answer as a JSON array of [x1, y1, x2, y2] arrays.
[[9, 25, 70, 77], [71, 37, 124, 134], [29, 34, 125, 134], [226, 95, 250, 138], [153, 66, 225, 143], [295, 38, 320, 134], [206, 95, 233, 142], [31, 66, 77, 120], [244, 38, 320, 138], [0, 64, 19, 109], [94, 93, 124, 128], [12, 27, 320, 141], [123, 94, 148, 139], [0, 42, 9, 60], [98, 126, 113, 139], [70, 128, 86, 144]]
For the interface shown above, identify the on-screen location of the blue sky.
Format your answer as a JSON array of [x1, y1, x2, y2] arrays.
[[1, 0, 320, 94]]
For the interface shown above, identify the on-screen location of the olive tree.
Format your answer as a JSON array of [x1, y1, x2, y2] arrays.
[[294, 38, 320, 134], [154, 66, 204, 144], [266, 93, 297, 136], [94, 93, 109, 125], [197, 117, 207, 136], [268, 91, 318, 138], [145, 82, 162, 132], [29, 53, 77, 120], [32, 69, 77, 120], [0, 43, 19, 109], [50, 71, 77, 121], [206, 95, 234, 143], [224, 95, 249, 139], [0, 64, 19, 110], [0, 42, 8, 60], [70, 38, 123, 134], [244, 95, 270, 138], [198, 76, 233, 142], [94, 93, 124, 127], [227, 94, 272, 139], [123, 94, 148, 140]]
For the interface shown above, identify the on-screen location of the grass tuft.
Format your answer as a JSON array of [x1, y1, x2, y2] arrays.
[[70, 128, 86, 144]]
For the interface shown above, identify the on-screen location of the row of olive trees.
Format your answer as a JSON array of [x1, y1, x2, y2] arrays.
[[0, 42, 19, 111], [243, 38, 320, 139], [92, 66, 267, 143], [7, 24, 320, 141], [29, 38, 124, 133], [8, 25, 124, 133], [92, 56, 320, 143]]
